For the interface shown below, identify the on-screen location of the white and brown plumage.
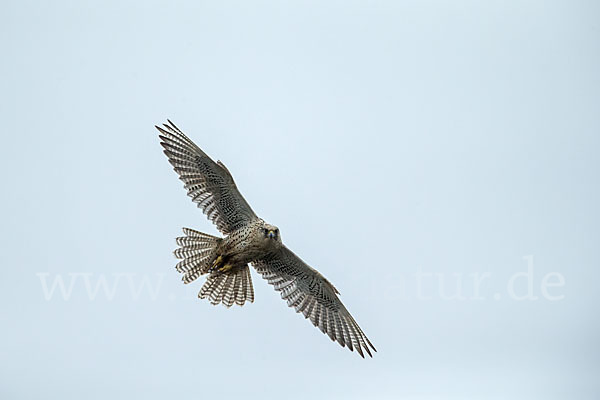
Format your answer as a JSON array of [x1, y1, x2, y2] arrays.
[[157, 120, 376, 358]]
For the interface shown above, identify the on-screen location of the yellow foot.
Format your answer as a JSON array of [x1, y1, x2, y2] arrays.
[[217, 264, 234, 273], [210, 255, 233, 273], [212, 255, 223, 268]]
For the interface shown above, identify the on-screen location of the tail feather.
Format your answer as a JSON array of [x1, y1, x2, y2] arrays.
[[199, 267, 254, 307], [222, 273, 237, 306], [242, 266, 254, 304], [174, 248, 214, 268], [173, 227, 254, 307], [173, 228, 220, 283]]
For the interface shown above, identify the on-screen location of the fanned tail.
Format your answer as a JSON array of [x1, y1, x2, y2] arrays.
[[173, 227, 254, 307], [199, 266, 254, 307], [174, 228, 220, 284]]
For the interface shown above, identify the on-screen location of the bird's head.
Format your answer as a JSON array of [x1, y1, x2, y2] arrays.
[[262, 223, 281, 244]]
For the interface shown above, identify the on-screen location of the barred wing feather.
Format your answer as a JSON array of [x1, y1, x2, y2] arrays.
[[252, 246, 376, 358], [157, 120, 257, 234]]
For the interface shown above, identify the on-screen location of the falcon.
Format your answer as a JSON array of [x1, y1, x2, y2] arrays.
[[157, 120, 376, 357]]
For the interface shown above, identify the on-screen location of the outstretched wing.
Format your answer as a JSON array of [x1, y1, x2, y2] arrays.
[[252, 246, 376, 358], [157, 120, 257, 234]]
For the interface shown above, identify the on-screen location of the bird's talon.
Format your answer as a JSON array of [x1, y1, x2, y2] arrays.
[[210, 255, 233, 273], [218, 264, 233, 273]]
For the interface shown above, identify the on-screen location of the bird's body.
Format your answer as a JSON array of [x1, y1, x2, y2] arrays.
[[158, 120, 376, 357], [212, 219, 278, 272]]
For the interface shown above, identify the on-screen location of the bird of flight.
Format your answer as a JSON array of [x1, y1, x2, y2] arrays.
[[157, 120, 376, 357]]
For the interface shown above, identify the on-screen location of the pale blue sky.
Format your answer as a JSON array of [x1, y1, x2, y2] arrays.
[[1, 1, 599, 399]]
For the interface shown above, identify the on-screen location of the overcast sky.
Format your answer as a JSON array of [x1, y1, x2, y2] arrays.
[[2, 1, 599, 399]]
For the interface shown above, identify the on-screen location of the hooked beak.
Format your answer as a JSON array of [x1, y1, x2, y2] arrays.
[[268, 230, 275, 239]]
